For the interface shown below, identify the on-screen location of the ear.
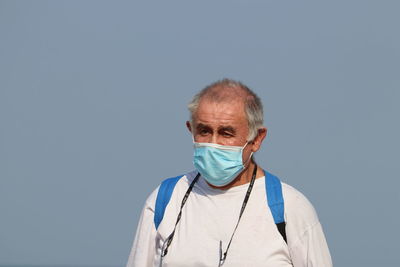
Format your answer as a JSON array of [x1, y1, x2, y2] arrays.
[[250, 127, 267, 152], [186, 121, 192, 133]]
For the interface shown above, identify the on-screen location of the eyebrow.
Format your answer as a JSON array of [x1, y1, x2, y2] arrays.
[[196, 123, 211, 130], [218, 126, 236, 134]]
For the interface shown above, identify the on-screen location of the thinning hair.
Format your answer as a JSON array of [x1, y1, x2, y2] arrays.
[[188, 78, 264, 141]]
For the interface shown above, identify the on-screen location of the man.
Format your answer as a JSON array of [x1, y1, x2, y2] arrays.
[[127, 79, 332, 267]]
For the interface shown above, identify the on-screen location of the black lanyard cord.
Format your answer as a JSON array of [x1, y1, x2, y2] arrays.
[[161, 172, 200, 257], [160, 164, 258, 266], [219, 164, 258, 267]]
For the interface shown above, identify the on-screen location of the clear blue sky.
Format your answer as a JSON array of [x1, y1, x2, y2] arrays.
[[1, 1, 399, 266]]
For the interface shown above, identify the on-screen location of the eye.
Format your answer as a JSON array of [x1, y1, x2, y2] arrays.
[[221, 131, 233, 137]]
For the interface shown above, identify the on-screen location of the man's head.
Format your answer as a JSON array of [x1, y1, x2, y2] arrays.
[[186, 79, 267, 160]]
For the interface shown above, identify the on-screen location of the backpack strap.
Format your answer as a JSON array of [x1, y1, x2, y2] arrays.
[[264, 170, 287, 243], [154, 175, 182, 230]]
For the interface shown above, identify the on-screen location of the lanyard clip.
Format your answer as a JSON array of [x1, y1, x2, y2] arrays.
[[218, 240, 226, 267]]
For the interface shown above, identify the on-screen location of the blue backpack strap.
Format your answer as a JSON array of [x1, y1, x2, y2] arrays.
[[264, 170, 287, 242], [154, 175, 182, 230]]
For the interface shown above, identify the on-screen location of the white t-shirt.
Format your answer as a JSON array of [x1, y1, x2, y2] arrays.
[[127, 170, 332, 267]]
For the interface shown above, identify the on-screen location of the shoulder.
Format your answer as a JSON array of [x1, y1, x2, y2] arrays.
[[282, 183, 319, 224], [281, 182, 321, 243], [280, 183, 332, 264]]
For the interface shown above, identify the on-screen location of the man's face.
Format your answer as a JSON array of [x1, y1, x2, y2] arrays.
[[188, 97, 255, 163]]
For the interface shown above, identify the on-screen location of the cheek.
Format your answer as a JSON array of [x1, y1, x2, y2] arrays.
[[221, 138, 241, 146]]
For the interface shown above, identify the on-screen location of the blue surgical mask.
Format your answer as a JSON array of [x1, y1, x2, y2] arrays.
[[193, 141, 252, 187]]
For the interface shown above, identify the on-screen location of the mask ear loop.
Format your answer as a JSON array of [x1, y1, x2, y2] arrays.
[[242, 141, 254, 167]]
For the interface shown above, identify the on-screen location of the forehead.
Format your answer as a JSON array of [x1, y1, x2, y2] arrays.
[[194, 98, 247, 127]]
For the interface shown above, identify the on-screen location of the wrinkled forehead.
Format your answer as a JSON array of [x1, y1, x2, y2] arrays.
[[194, 95, 247, 124], [191, 85, 251, 125]]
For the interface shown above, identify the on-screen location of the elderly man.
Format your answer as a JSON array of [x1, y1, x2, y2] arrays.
[[127, 79, 332, 267]]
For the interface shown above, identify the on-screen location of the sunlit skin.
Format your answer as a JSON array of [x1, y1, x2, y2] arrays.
[[186, 94, 267, 190]]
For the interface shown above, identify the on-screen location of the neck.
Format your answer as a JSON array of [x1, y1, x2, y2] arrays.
[[207, 160, 264, 190]]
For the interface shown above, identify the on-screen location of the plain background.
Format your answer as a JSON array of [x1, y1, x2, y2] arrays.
[[1, 1, 399, 266]]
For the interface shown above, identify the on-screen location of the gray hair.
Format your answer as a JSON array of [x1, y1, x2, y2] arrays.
[[188, 78, 264, 141]]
